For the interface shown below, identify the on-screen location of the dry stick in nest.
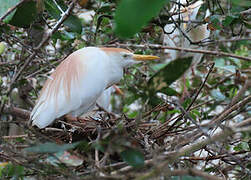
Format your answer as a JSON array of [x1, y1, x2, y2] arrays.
[[162, 95, 251, 175], [174, 95, 251, 149], [134, 118, 251, 180]]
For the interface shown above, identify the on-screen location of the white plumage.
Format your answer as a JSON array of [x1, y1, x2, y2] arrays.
[[30, 47, 159, 128], [96, 86, 115, 112], [164, 0, 210, 63]]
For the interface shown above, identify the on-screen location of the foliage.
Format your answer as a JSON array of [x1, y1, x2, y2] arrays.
[[115, 0, 168, 38], [0, 0, 250, 179]]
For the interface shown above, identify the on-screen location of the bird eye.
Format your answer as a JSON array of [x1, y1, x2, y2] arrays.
[[123, 54, 129, 58]]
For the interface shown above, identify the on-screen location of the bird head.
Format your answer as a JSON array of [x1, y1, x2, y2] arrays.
[[101, 48, 159, 67], [120, 51, 160, 67]]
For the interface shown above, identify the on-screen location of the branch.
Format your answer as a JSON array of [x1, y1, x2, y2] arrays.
[[107, 43, 251, 62], [182, 150, 249, 161], [207, 38, 251, 44], [240, 8, 251, 15], [2, 106, 30, 119], [209, 95, 251, 126], [227, 79, 251, 108]]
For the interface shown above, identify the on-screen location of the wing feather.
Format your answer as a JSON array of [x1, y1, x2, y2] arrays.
[[30, 50, 86, 128], [30, 47, 109, 128]]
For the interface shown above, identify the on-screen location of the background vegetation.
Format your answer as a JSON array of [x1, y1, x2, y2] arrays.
[[0, 0, 250, 179]]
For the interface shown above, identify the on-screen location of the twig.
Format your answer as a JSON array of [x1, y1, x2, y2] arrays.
[[207, 38, 251, 44], [52, 0, 65, 14], [174, 100, 210, 138], [186, 63, 215, 111], [227, 79, 251, 108], [182, 150, 249, 161], [240, 8, 251, 15], [209, 73, 234, 89], [209, 95, 251, 126], [34, 0, 78, 50], [107, 43, 251, 62], [2, 134, 29, 139], [165, 7, 193, 44]]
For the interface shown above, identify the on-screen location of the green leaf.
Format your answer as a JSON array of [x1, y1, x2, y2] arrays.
[[63, 16, 82, 34], [9, 1, 38, 28], [0, 164, 24, 179], [209, 15, 222, 30], [25, 142, 80, 153], [0, 42, 6, 55], [92, 141, 105, 153], [45, 0, 82, 33], [0, 0, 19, 23], [148, 57, 193, 94], [151, 63, 167, 71], [128, 111, 138, 118], [210, 89, 226, 101], [52, 31, 76, 41], [222, 15, 235, 26], [121, 148, 144, 167], [234, 142, 249, 151], [115, 0, 168, 38], [230, 0, 251, 7], [229, 87, 238, 98], [214, 58, 236, 73]]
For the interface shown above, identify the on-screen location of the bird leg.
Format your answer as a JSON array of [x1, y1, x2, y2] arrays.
[[64, 114, 90, 125]]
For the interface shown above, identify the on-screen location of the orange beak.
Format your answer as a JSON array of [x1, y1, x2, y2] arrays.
[[132, 54, 160, 61]]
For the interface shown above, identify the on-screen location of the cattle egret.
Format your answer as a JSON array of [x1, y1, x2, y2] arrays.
[[81, 85, 123, 118], [164, 0, 210, 63], [163, 0, 210, 98], [30, 47, 159, 129]]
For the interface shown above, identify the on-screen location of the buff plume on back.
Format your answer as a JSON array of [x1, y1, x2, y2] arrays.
[[30, 48, 88, 128]]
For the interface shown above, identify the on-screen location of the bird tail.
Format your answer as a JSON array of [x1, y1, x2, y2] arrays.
[[30, 100, 56, 129]]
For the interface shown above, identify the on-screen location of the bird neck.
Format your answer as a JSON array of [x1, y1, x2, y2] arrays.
[[105, 57, 124, 87]]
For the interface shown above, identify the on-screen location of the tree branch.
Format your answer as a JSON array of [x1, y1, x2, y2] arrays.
[[107, 43, 251, 62]]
